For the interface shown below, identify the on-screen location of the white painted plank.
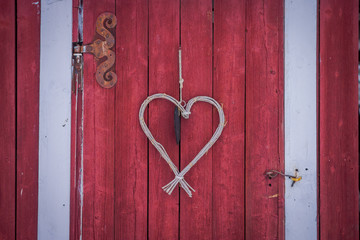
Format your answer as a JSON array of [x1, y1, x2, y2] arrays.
[[38, 0, 72, 239], [285, 0, 317, 239]]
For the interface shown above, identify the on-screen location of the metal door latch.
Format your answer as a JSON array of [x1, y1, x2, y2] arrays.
[[73, 12, 117, 88], [265, 169, 302, 187]]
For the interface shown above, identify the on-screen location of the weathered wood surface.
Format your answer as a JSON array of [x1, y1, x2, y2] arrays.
[[319, 0, 359, 239], [0, 1, 16, 239], [81, 0, 116, 239], [245, 0, 284, 239], [4, 0, 358, 238], [70, 0, 81, 239], [148, 0, 180, 238], [16, 0, 40, 239], [71, 0, 286, 239], [213, 0, 245, 238], [114, 0, 148, 239], [180, 0, 213, 239]]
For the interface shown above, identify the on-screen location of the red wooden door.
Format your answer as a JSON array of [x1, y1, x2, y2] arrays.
[[71, 0, 284, 239], [0, 0, 359, 239]]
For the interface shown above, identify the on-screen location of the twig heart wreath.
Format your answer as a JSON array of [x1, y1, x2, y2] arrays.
[[139, 49, 225, 198]]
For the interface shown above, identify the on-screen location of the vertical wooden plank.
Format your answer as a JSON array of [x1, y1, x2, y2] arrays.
[[148, 0, 180, 239], [16, 0, 40, 239], [284, 1, 317, 239], [277, 7, 285, 239], [114, 0, 148, 239], [81, 0, 115, 238], [38, 0, 72, 238], [72, 2, 78, 40], [0, 0, 15, 239], [180, 0, 213, 239], [70, 1, 81, 239], [319, 0, 359, 239], [212, 0, 245, 239], [245, 0, 284, 239], [71, 60, 83, 240]]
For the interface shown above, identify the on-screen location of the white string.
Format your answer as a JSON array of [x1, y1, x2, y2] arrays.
[[179, 48, 184, 104], [139, 94, 225, 197]]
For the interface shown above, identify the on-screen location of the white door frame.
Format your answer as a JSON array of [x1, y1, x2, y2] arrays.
[[38, 0, 72, 239], [284, 0, 317, 239]]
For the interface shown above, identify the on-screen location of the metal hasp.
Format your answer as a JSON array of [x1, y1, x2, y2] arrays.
[[73, 12, 117, 88]]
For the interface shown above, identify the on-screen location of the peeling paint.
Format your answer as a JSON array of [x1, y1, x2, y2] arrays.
[[268, 193, 279, 199], [46, 0, 63, 5], [32, 1, 40, 15]]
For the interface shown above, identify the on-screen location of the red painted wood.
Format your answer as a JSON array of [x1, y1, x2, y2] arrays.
[[16, 0, 40, 239], [0, 1, 16, 239], [114, 0, 148, 239], [70, 1, 81, 239], [72, 68, 83, 240], [212, 0, 245, 238], [81, 0, 116, 239], [70, 71, 82, 240], [277, 2, 285, 238], [245, 0, 284, 239], [180, 0, 213, 239], [72, 0, 79, 43], [148, 0, 180, 239], [70, 1, 291, 238], [319, 0, 359, 239]]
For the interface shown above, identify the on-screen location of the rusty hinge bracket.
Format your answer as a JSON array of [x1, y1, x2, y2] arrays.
[[72, 52, 83, 92], [72, 12, 117, 89]]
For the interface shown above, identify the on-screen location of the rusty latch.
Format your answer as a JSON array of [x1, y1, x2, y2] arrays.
[[73, 12, 117, 88], [265, 169, 302, 187], [72, 52, 83, 92]]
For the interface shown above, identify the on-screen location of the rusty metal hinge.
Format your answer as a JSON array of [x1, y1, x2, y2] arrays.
[[72, 12, 117, 89], [72, 53, 83, 92]]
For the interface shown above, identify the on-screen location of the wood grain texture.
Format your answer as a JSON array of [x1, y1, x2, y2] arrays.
[[70, 67, 83, 240], [213, 0, 245, 239], [0, 1, 16, 239], [68, 1, 296, 239], [180, 0, 213, 239], [114, 0, 148, 239], [70, 1, 81, 239], [16, 0, 40, 239], [245, 0, 284, 239], [277, 2, 285, 239], [148, 0, 180, 239], [71, 67, 84, 240], [82, 0, 115, 239], [72, 0, 79, 43], [319, 0, 359, 239]]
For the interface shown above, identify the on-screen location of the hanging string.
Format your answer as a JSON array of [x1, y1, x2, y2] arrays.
[[179, 48, 184, 105], [138, 47, 226, 197]]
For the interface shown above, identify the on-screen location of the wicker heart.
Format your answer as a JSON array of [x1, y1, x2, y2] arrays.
[[139, 93, 225, 197]]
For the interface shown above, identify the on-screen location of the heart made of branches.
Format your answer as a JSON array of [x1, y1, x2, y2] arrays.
[[139, 93, 225, 197]]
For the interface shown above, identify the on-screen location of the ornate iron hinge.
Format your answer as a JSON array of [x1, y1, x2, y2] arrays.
[[72, 12, 117, 89]]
